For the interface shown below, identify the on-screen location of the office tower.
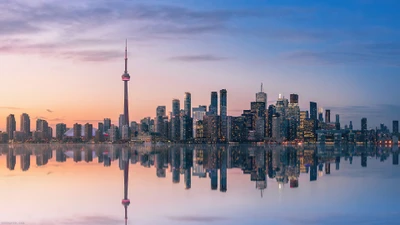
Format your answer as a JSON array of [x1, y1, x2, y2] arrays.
[[393, 120, 399, 134], [256, 83, 267, 107], [209, 92, 218, 115], [228, 116, 248, 142], [272, 113, 281, 140], [290, 94, 299, 104], [104, 118, 111, 133], [251, 102, 266, 139], [303, 119, 317, 142], [335, 114, 340, 130], [6, 114, 16, 140], [171, 99, 181, 141], [287, 94, 300, 125], [276, 94, 288, 120], [109, 124, 118, 142], [156, 106, 166, 134], [98, 122, 104, 133], [56, 123, 67, 140], [192, 105, 207, 137], [180, 110, 192, 141], [297, 111, 308, 139], [184, 92, 191, 117], [349, 121, 353, 130], [310, 102, 317, 120], [203, 115, 220, 143], [267, 105, 276, 137], [73, 123, 82, 139], [219, 89, 227, 142], [84, 123, 93, 141], [361, 118, 367, 133], [20, 113, 30, 134], [325, 110, 331, 123], [119, 114, 126, 130], [121, 40, 131, 130]]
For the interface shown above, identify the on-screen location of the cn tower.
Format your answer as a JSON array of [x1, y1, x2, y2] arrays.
[[122, 40, 130, 128]]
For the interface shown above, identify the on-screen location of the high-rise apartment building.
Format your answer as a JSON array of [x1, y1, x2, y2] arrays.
[[6, 114, 16, 140], [73, 123, 82, 139], [84, 123, 93, 141], [192, 105, 207, 138], [20, 113, 30, 134], [361, 118, 367, 134], [56, 123, 67, 140]]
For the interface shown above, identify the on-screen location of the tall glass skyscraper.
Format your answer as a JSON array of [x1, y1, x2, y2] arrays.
[[184, 92, 191, 117], [219, 89, 227, 141], [209, 92, 218, 115], [310, 102, 317, 120]]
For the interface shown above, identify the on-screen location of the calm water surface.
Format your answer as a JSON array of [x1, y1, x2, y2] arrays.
[[0, 144, 399, 225]]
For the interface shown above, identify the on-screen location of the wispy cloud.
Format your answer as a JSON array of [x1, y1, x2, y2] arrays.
[[0, 106, 23, 110], [279, 42, 400, 67], [38, 215, 122, 225], [46, 109, 53, 113], [167, 215, 228, 222], [169, 54, 228, 62]]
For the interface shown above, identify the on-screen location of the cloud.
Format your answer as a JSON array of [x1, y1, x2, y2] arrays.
[[169, 54, 228, 62], [0, 106, 23, 110], [38, 215, 122, 225], [279, 42, 400, 67], [46, 109, 53, 113], [167, 215, 228, 222]]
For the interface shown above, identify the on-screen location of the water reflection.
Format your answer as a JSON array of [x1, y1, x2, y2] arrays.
[[0, 144, 399, 224]]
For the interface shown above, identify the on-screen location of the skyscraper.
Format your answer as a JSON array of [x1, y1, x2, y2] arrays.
[[335, 114, 340, 130], [219, 89, 227, 142], [121, 40, 131, 131], [184, 92, 191, 117], [84, 123, 93, 141], [325, 109, 331, 123], [256, 83, 267, 107], [20, 113, 30, 134], [7, 114, 16, 140], [310, 102, 317, 120], [104, 118, 111, 133], [209, 92, 218, 115], [393, 120, 399, 134], [56, 123, 67, 140], [171, 99, 181, 141], [290, 94, 299, 104], [156, 106, 166, 134], [361, 118, 368, 134], [192, 105, 207, 138], [73, 123, 82, 139]]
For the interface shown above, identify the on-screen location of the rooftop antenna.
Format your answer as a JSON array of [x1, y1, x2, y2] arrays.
[[261, 83, 263, 92]]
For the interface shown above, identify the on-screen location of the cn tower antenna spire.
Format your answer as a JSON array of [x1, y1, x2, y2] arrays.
[[124, 39, 128, 73], [261, 83, 263, 92]]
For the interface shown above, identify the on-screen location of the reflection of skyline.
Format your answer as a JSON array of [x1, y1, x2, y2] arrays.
[[1, 144, 399, 194]]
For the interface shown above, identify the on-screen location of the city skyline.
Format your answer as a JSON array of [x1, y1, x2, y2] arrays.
[[2, 0, 400, 130]]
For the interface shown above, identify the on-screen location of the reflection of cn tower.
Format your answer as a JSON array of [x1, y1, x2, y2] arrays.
[[121, 149, 130, 224], [122, 40, 130, 129]]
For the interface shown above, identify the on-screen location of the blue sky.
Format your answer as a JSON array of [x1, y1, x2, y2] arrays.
[[0, 0, 400, 129]]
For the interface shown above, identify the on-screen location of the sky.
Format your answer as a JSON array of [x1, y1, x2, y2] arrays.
[[1, 0, 400, 131]]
